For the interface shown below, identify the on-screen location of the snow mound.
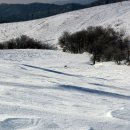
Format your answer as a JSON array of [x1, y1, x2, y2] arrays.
[[0, 118, 38, 130], [112, 106, 130, 121]]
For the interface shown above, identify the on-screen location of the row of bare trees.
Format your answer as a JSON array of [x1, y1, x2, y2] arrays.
[[58, 26, 130, 64], [0, 35, 55, 50]]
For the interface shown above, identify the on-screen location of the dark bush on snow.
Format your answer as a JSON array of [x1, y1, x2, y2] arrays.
[[58, 26, 129, 64], [0, 35, 55, 50]]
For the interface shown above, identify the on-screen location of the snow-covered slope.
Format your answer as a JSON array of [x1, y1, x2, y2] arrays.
[[0, 49, 130, 130], [0, 1, 130, 44]]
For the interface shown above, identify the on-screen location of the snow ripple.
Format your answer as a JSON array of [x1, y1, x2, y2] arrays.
[[112, 107, 130, 121]]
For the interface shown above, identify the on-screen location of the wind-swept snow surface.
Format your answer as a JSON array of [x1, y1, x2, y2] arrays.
[[0, 1, 130, 44], [0, 49, 130, 130]]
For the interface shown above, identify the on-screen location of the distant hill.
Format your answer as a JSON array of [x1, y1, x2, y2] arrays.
[[54, 0, 96, 5], [55, 0, 126, 5], [0, 0, 130, 44], [0, 0, 128, 23], [0, 3, 86, 23]]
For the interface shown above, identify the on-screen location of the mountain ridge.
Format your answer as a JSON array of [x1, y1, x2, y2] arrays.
[[0, 1, 130, 44], [0, 0, 128, 23]]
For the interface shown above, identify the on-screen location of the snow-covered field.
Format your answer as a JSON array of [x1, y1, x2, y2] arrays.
[[0, 1, 130, 130], [0, 1, 130, 44], [0, 49, 130, 130]]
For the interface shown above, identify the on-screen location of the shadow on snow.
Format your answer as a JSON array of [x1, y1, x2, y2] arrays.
[[22, 64, 82, 77], [58, 85, 130, 100]]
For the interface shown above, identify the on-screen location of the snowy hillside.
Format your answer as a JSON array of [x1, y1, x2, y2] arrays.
[[0, 49, 130, 130], [0, 1, 130, 44]]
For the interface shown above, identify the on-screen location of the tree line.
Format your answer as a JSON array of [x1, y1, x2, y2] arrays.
[[0, 35, 55, 50], [58, 26, 130, 64]]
